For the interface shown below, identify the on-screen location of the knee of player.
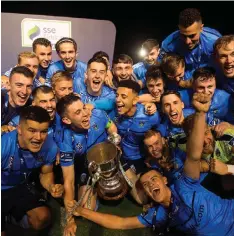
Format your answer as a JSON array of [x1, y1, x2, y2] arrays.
[[29, 207, 51, 230]]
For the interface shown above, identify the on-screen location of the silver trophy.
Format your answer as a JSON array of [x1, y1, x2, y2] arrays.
[[87, 141, 128, 200]]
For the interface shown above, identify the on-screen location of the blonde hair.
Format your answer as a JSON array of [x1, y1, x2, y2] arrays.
[[51, 71, 73, 89], [17, 51, 38, 64]]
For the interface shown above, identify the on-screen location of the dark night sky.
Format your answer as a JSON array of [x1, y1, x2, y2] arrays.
[[2, 1, 234, 63]]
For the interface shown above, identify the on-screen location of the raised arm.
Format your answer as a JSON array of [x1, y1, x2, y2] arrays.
[[184, 93, 211, 179]]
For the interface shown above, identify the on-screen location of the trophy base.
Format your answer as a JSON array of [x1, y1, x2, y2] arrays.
[[97, 177, 128, 201]]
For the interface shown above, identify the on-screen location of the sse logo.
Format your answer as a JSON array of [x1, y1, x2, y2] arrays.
[[22, 18, 71, 48], [43, 27, 56, 34], [28, 25, 40, 40]]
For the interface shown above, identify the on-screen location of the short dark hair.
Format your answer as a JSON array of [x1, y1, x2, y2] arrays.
[[32, 85, 54, 99], [112, 54, 133, 66], [160, 90, 182, 104], [146, 65, 165, 86], [87, 57, 108, 71], [10, 66, 34, 81], [19, 105, 50, 124], [92, 51, 109, 61], [193, 67, 216, 83], [56, 93, 81, 118], [32, 38, 52, 52], [142, 39, 159, 53], [55, 37, 77, 53], [139, 168, 163, 180], [179, 8, 202, 28], [118, 80, 141, 94]]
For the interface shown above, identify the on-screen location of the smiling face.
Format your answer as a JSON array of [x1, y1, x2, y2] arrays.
[[144, 133, 164, 159], [116, 87, 138, 116], [17, 120, 49, 153], [146, 78, 164, 101], [62, 100, 91, 130], [179, 21, 203, 50], [193, 77, 216, 98], [113, 63, 133, 81], [140, 170, 168, 204], [216, 41, 234, 78], [144, 47, 160, 65], [162, 94, 184, 125], [34, 45, 52, 69], [32, 91, 56, 120], [9, 73, 33, 107], [86, 62, 107, 96], [19, 57, 39, 79], [58, 42, 77, 71], [53, 79, 73, 101]]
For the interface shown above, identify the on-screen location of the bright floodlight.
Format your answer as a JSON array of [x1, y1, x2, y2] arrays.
[[139, 48, 147, 57]]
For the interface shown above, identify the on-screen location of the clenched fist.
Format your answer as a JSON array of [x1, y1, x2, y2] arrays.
[[49, 184, 64, 198], [192, 93, 211, 113]]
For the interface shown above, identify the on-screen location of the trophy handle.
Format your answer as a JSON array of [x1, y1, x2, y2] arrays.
[[115, 146, 122, 160], [88, 161, 98, 177]]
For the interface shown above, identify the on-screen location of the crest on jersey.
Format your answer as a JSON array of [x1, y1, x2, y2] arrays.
[[8, 156, 14, 169], [76, 142, 83, 151], [139, 121, 145, 127], [113, 116, 119, 124], [36, 155, 44, 163], [92, 123, 98, 131]]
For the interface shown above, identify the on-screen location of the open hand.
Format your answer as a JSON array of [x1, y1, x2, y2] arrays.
[[213, 122, 231, 138], [63, 220, 77, 236], [210, 159, 228, 175]]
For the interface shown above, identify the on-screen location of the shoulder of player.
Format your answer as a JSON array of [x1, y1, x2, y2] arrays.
[[1, 130, 17, 152], [91, 108, 107, 118], [133, 62, 144, 70], [161, 30, 180, 50], [77, 60, 87, 69], [40, 135, 58, 153], [213, 89, 231, 99], [202, 27, 222, 39], [102, 85, 115, 95]]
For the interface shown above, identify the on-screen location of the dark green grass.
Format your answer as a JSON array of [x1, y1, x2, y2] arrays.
[[6, 196, 155, 236]]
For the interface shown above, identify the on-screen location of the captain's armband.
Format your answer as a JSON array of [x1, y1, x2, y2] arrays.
[[106, 119, 113, 129]]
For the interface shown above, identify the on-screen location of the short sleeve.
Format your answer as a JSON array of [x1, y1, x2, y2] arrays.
[[57, 141, 75, 167], [44, 139, 58, 165], [137, 205, 168, 228], [137, 207, 155, 227], [177, 172, 201, 191]]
